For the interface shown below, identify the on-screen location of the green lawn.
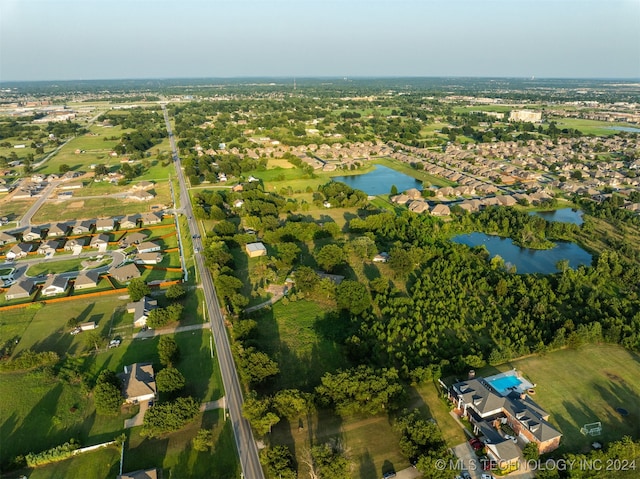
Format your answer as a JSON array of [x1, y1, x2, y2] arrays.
[[16, 445, 120, 479], [412, 382, 468, 447], [372, 157, 456, 187], [247, 299, 350, 394], [0, 199, 34, 225], [26, 257, 87, 276], [124, 409, 239, 479], [550, 117, 638, 136], [492, 344, 640, 453]]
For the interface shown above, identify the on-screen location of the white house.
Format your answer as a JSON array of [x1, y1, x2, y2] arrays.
[[41, 275, 69, 296], [135, 241, 161, 254]]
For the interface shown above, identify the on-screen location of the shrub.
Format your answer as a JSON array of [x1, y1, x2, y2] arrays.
[[0, 350, 59, 372], [25, 439, 80, 467]]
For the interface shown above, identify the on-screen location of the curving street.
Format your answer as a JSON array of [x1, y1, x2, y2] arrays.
[[162, 105, 265, 479]]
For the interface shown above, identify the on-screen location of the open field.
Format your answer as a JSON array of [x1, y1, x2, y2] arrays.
[[0, 200, 35, 225], [493, 344, 640, 453], [124, 409, 239, 479], [550, 117, 638, 136], [14, 445, 121, 479], [266, 158, 295, 169], [31, 182, 172, 223]]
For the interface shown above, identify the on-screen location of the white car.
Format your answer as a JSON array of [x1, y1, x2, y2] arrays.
[[481, 474, 495, 479]]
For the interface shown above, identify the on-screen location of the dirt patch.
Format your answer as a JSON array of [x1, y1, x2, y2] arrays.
[[605, 372, 621, 381], [67, 201, 85, 209]]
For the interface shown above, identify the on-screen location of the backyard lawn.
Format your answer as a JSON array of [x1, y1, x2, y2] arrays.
[[494, 344, 640, 453]]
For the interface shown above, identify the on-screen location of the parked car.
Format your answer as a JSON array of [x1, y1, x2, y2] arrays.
[[481, 474, 495, 479], [469, 437, 484, 450], [382, 471, 396, 479], [461, 471, 472, 479], [108, 339, 121, 348]]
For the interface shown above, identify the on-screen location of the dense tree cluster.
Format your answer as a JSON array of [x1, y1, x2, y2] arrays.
[[94, 370, 123, 415], [146, 303, 184, 329], [141, 396, 200, 438]]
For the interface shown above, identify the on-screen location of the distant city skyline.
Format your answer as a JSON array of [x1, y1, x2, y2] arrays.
[[1, 0, 639, 82]]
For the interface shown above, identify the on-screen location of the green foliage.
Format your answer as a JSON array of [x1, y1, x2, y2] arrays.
[[146, 303, 184, 328], [522, 441, 539, 461], [158, 336, 178, 367], [165, 283, 187, 300], [293, 266, 319, 293], [394, 409, 447, 460], [243, 395, 280, 437], [94, 370, 123, 415], [24, 439, 80, 467], [336, 280, 371, 315], [0, 350, 59, 372], [156, 367, 186, 393], [314, 244, 345, 272], [141, 396, 200, 438], [239, 348, 279, 385], [310, 441, 349, 479], [260, 445, 297, 479], [127, 278, 151, 301], [317, 181, 368, 208], [192, 428, 214, 452], [316, 365, 403, 416], [272, 389, 313, 420]]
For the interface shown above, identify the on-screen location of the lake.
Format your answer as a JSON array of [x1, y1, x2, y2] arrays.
[[451, 232, 593, 274], [530, 208, 584, 225], [332, 165, 422, 196], [606, 126, 640, 133]]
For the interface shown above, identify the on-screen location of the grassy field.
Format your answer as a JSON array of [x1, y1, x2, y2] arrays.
[[14, 445, 121, 479], [492, 344, 640, 453], [31, 181, 172, 223], [0, 199, 35, 225], [26, 257, 88, 276], [124, 409, 239, 479], [550, 117, 638, 136]]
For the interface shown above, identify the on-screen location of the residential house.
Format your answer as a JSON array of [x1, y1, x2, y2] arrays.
[[119, 232, 148, 248], [90, 234, 110, 249], [64, 237, 87, 251], [233, 199, 244, 208], [41, 275, 69, 296], [79, 322, 97, 331], [134, 252, 163, 265], [372, 252, 389, 263], [135, 241, 161, 254], [127, 296, 158, 328], [109, 263, 141, 283], [408, 200, 430, 214], [119, 215, 139, 230], [133, 180, 154, 190], [37, 240, 59, 256], [117, 469, 159, 479], [122, 363, 157, 403], [245, 242, 267, 258], [5, 279, 34, 300], [231, 184, 244, 192], [449, 376, 562, 455], [95, 218, 115, 232], [46, 222, 68, 238], [140, 212, 163, 226], [430, 204, 451, 216], [22, 227, 42, 241], [404, 188, 422, 200], [390, 194, 409, 205], [6, 243, 33, 260], [129, 190, 155, 201], [72, 220, 94, 235], [0, 231, 16, 246], [74, 269, 100, 290]]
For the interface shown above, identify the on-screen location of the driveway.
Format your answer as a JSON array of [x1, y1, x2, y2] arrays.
[[124, 400, 149, 428], [132, 322, 211, 339], [452, 442, 482, 479]]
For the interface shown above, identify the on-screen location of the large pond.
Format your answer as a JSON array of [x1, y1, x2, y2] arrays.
[[332, 165, 422, 196], [452, 232, 593, 274], [530, 208, 584, 225], [606, 126, 640, 133]]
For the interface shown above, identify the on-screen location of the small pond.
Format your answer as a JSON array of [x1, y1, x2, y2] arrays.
[[332, 165, 422, 196], [606, 126, 640, 133], [530, 208, 584, 225], [451, 232, 592, 274]]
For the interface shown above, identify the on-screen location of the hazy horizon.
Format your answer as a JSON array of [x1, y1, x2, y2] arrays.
[[2, 0, 639, 82]]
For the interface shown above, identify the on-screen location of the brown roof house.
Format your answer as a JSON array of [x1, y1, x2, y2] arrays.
[[119, 215, 140, 230], [119, 232, 147, 248], [95, 218, 115, 232], [134, 252, 163, 265], [74, 269, 100, 290], [109, 263, 141, 283], [135, 241, 161, 254], [5, 278, 34, 300], [117, 468, 159, 479], [0, 231, 16, 246], [122, 363, 157, 404]]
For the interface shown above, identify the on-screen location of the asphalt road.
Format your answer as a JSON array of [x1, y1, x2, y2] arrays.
[[19, 180, 58, 227], [162, 105, 264, 479]]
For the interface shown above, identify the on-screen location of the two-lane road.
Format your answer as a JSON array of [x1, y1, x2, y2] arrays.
[[162, 105, 264, 479]]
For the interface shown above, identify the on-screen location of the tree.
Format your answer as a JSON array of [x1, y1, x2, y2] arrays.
[[84, 330, 103, 352], [276, 242, 301, 268], [158, 336, 178, 366], [94, 164, 109, 176], [336, 280, 371, 315], [156, 367, 186, 393], [390, 184, 398, 195], [141, 396, 200, 438], [273, 389, 313, 420], [394, 409, 446, 459], [192, 429, 214, 452], [94, 370, 123, 415], [243, 395, 280, 436], [523, 441, 539, 461], [127, 278, 151, 301], [240, 349, 279, 384], [59, 164, 70, 173], [388, 247, 415, 278], [260, 445, 297, 479], [165, 283, 186, 301], [314, 244, 345, 272], [146, 303, 184, 328], [294, 266, 319, 293], [316, 366, 403, 416], [311, 442, 349, 479]]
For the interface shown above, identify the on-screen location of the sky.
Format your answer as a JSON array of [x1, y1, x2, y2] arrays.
[[1, 0, 639, 82]]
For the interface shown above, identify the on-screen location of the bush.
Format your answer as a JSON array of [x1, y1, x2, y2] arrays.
[[25, 439, 80, 467], [0, 350, 59, 372], [141, 396, 200, 437]]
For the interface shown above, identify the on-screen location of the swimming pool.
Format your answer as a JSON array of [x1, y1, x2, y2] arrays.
[[486, 374, 524, 396]]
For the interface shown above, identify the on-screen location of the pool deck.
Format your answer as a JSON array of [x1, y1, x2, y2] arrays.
[[485, 369, 534, 396]]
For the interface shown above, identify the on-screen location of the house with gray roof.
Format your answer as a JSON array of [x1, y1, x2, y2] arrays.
[[64, 237, 87, 251], [0, 231, 16, 246], [46, 222, 69, 238], [95, 218, 115, 232], [90, 234, 110, 249], [119, 215, 139, 230], [127, 296, 158, 328], [22, 226, 42, 242], [41, 275, 69, 296], [37, 240, 60, 255], [5, 279, 34, 300], [74, 269, 100, 290], [119, 232, 148, 248], [6, 243, 33, 260], [72, 219, 94, 235]]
